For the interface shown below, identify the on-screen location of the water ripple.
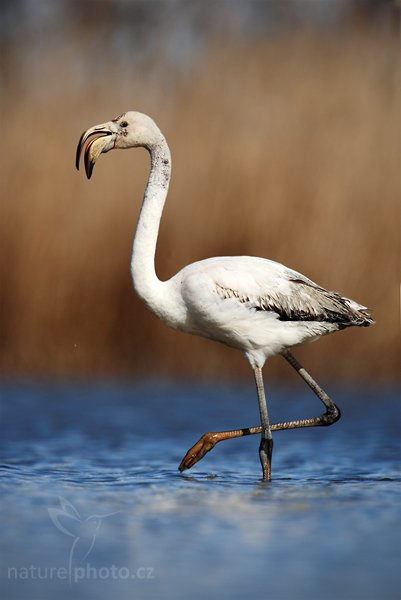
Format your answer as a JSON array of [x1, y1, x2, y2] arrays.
[[0, 382, 400, 600]]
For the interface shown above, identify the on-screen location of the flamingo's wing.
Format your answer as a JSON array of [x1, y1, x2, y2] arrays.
[[182, 257, 373, 327]]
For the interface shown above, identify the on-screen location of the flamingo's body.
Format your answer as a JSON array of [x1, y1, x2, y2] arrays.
[[76, 111, 373, 481], [163, 255, 370, 369]]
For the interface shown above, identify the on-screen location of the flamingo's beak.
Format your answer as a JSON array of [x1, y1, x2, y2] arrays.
[[76, 122, 117, 179]]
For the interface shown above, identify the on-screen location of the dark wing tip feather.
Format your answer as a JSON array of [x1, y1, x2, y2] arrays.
[[287, 279, 375, 327], [216, 280, 374, 328]]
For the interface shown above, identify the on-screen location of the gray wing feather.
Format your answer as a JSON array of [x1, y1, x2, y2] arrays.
[[217, 279, 374, 327]]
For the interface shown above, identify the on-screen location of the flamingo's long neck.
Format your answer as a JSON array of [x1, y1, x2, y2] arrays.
[[131, 136, 171, 314]]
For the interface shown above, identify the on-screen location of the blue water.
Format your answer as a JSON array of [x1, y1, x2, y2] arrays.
[[1, 381, 400, 600]]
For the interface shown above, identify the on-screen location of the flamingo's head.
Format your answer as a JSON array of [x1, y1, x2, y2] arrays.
[[76, 111, 163, 179]]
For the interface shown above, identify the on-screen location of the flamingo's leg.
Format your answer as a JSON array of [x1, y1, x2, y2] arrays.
[[254, 366, 273, 481], [178, 351, 340, 475]]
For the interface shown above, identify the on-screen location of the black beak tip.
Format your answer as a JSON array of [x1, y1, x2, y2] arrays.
[[75, 131, 86, 172], [85, 160, 94, 180]]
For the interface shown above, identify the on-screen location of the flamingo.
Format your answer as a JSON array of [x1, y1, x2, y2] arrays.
[[76, 111, 374, 481]]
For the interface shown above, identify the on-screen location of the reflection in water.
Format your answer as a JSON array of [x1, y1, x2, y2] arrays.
[[0, 382, 400, 600]]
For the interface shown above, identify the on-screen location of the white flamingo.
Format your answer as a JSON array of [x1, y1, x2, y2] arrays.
[[76, 111, 373, 481]]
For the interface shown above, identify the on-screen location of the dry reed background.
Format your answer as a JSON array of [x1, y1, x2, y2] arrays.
[[0, 1, 399, 382]]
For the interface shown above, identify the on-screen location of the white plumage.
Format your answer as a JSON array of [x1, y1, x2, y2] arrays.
[[169, 255, 370, 368], [76, 111, 373, 481]]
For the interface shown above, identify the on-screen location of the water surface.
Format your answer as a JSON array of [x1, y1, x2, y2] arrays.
[[1, 381, 400, 600]]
